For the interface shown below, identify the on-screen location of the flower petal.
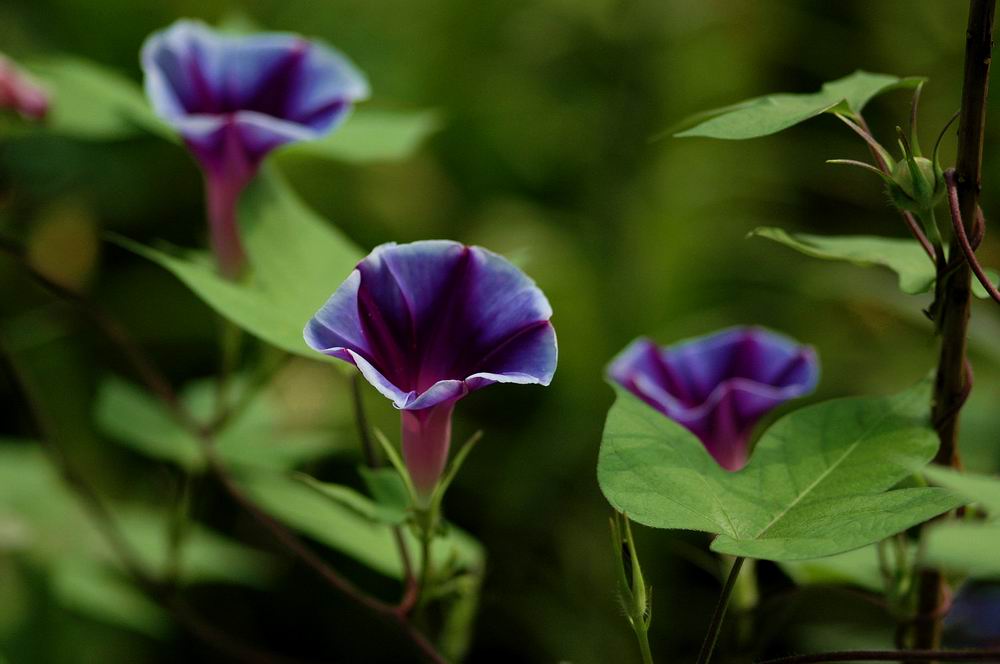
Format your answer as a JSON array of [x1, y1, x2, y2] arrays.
[[608, 327, 819, 471], [141, 19, 367, 171], [305, 240, 557, 409]]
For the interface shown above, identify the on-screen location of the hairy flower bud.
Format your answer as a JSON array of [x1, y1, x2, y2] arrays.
[[888, 155, 944, 213]]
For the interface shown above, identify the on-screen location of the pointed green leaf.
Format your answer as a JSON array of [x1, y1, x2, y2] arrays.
[[921, 467, 1000, 578], [286, 109, 441, 162], [921, 466, 1000, 515], [924, 522, 1000, 579], [0, 444, 272, 589], [297, 471, 407, 525], [675, 71, 924, 140], [598, 380, 963, 561], [751, 227, 936, 295], [239, 469, 482, 579], [10, 57, 437, 163], [113, 167, 362, 359], [22, 56, 170, 140], [359, 467, 411, 524], [972, 268, 1000, 300], [50, 560, 170, 638], [753, 228, 1000, 299], [779, 544, 885, 592], [96, 377, 346, 472]]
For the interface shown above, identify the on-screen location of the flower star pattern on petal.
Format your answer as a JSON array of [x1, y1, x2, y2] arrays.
[[608, 326, 819, 471], [141, 20, 368, 278], [305, 240, 558, 500]]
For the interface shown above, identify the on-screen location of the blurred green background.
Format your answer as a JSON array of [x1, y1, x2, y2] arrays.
[[2, 1, 1000, 662]]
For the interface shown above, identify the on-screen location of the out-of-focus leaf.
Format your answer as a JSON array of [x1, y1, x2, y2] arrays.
[[922, 467, 1000, 579], [922, 466, 1000, 515], [23, 56, 170, 140], [779, 545, 884, 592], [598, 379, 962, 561], [50, 559, 170, 638], [113, 167, 362, 360], [14, 57, 437, 163], [96, 376, 344, 472], [359, 467, 411, 524], [750, 227, 935, 295], [972, 268, 1000, 300], [240, 470, 483, 579], [439, 572, 483, 661], [925, 523, 1000, 579], [297, 472, 407, 525], [95, 379, 202, 470], [113, 509, 272, 587], [286, 108, 441, 162], [0, 444, 272, 587], [674, 71, 924, 139], [13, 56, 436, 160]]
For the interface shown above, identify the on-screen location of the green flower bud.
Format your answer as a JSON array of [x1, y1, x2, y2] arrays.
[[888, 156, 944, 213]]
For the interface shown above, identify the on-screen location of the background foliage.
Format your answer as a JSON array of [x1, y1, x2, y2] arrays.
[[2, 1, 1000, 662]]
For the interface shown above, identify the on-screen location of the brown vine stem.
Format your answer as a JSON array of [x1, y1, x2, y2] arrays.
[[918, 0, 997, 654], [755, 649, 1000, 664], [945, 168, 1000, 304], [0, 240, 448, 664]]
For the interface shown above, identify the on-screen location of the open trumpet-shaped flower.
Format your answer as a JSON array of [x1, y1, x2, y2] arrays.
[[141, 20, 368, 278], [305, 240, 558, 501], [608, 326, 818, 471]]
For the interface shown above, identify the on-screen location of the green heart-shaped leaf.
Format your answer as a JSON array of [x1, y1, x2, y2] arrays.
[[598, 379, 962, 560], [113, 167, 361, 360], [673, 71, 924, 140]]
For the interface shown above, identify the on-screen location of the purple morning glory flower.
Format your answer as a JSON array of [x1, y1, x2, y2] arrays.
[[608, 326, 819, 471], [305, 240, 558, 501], [946, 583, 1000, 647], [141, 20, 368, 278]]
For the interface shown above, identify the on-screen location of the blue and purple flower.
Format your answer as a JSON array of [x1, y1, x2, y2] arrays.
[[305, 240, 558, 501], [608, 326, 819, 471], [141, 20, 368, 278]]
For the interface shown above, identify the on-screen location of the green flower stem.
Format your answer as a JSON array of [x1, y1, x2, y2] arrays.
[[695, 556, 746, 664], [214, 317, 243, 423], [634, 624, 654, 664], [413, 505, 441, 614], [917, 209, 944, 255], [166, 470, 195, 585], [730, 557, 758, 650]]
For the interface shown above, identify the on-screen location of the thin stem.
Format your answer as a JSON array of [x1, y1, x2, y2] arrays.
[[419, 530, 433, 608], [201, 442, 446, 664], [634, 626, 654, 664], [165, 470, 195, 586], [213, 317, 243, 424], [919, 0, 997, 653], [352, 373, 379, 466], [208, 349, 290, 434], [202, 447, 390, 614], [351, 373, 418, 610], [0, 339, 314, 664], [695, 556, 745, 664], [0, 236, 194, 429], [756, 649, 1000, 663], [848, 114, 938, 260], [944, 168, 1000, 304], [0, 238, 448, 664]]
